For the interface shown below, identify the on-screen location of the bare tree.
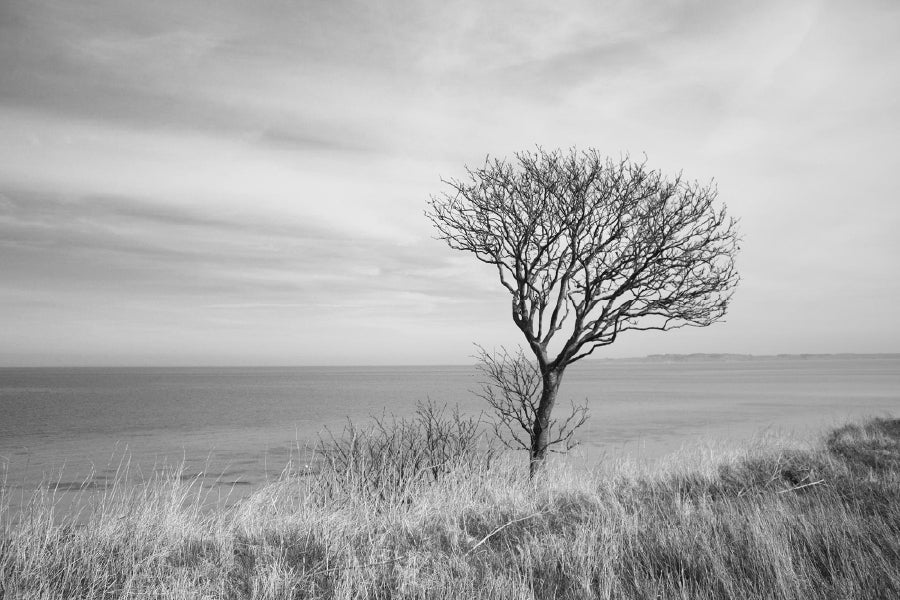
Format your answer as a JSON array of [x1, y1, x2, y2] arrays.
[[474, 345, 588, 456], [427, 148, 740, 475]]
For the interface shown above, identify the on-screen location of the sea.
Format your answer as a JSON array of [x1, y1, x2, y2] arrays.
[[1, 355, 899, 503]]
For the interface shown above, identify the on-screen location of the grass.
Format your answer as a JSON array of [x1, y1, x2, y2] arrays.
[[1, 416, 899, 599]]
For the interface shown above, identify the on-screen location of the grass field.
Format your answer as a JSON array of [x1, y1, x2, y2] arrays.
[[2, 415, 899, 599]]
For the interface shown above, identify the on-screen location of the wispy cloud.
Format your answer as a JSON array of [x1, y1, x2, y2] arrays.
[[0, 188, 471, 301]]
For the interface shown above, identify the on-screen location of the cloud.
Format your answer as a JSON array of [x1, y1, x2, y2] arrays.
[[0, 184, 506, 365], [0, 188, 468, 302], [0, 0, 390, 156]]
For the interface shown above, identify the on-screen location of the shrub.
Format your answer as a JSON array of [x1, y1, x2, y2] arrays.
[[314, 400, 499, 503]]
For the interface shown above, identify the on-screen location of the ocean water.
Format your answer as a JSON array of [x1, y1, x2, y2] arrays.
[[1, 356, 899, 499]]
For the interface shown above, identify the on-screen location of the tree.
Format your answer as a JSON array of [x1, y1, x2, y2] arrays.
[[426, 148, 740, 475]]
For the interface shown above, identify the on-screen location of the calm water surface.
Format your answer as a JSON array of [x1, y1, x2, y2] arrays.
[[1, 356, 898, 497]]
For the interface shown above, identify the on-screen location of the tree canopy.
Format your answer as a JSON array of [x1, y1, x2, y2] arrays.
[[427, 148, 740, 472]]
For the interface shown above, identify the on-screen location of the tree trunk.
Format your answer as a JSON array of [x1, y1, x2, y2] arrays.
[[529, 368, 564, 477]]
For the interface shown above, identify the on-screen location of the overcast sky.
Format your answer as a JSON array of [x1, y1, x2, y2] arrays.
[[1, 0, 898, 366]]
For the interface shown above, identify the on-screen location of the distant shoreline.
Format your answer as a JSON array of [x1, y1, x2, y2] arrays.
[[605, 352, 900, 363]]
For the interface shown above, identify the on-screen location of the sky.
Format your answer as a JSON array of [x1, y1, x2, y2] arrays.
[[0, 0, 898, 366]]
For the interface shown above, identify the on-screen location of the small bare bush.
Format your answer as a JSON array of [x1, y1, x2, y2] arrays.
[[475, 345, 588, 458], [315, 400, 497, 502]]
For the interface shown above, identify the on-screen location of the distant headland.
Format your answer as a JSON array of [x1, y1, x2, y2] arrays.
[[609, 353, 900, 362]]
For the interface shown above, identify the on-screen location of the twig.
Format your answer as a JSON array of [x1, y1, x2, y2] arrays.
[[776, 479, 825, 494], [466, 512, 542, 555], [311, 514, 542, 580]]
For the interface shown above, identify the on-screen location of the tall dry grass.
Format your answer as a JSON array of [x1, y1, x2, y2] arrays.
[[1, 416, 899, 599]]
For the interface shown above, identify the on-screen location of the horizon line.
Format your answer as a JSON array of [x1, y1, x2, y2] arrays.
[[2, 352, 900, 370]]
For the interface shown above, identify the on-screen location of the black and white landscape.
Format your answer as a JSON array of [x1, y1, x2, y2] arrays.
[[1, 1, 899, 598]]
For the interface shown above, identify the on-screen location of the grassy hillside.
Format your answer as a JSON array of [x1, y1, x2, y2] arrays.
[[2, 416, 899, 599]]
